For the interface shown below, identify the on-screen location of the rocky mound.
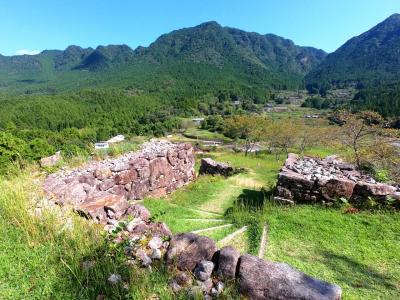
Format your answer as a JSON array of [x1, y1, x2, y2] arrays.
[[43, 140, 195, 223], [276, 153, 399, 204], [110, 206, 341, 300], [199, 158, 241, 177]]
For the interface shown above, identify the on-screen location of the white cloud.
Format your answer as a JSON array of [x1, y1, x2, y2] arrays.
[[15, 49, 41, 55]]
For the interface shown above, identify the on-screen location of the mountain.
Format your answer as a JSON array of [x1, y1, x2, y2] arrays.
[[135, 21, 325, 74], [306, 13, 400, 89], [0, 21, 326, 93]]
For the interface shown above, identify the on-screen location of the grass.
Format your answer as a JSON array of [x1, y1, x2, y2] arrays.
[[183, 128, 233, 143], [1, 139, 399, 299], [144, 147, 400, 299], [264, 204, 400, 300], [0, 173, 202, 300]]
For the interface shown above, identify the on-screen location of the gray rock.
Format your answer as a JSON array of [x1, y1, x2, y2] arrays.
[[151, 248, 162, 260], [107, 273, 121, 285], [148, 236, 163, 250], [169, 280, 182, 293], [197, 278, 213, 293], [194, 260, 214, 281], [166, 233, 217, 271], [216, 246, 240, 279], [199, 158, 236, 177], [238, 254, 342, 300]]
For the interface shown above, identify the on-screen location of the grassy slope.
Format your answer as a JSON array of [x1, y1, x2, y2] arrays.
[[144, 147, 400, 299], [265, 205, 400, 300], [1, 139, 399, 299]]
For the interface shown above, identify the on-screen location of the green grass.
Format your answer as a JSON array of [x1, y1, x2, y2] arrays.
[[183, 128, 232, 142], [0, 173, 196, 300], [264, 204, 400, 300]]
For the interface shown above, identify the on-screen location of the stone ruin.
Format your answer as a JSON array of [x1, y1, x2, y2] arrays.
[[43, 140, 195, 224], [42, 142, 344, 299], [104, 203, 342, 300], [275, 153, 399, 205], [199, 157, 239, 177]]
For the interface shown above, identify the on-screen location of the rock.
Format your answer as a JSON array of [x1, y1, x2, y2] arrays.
[[40, 151, 62, 167], [148, 222, 172, 238], [197, 278, 213, 293], [216, 281, 225, 294], [126, 218, 141, 232], [166, 233, 217, 271], [136, 249, 152, 267], [151, 249, 162, 260], [94, 168, 112, 180], [173, 271, 192, 286], [323, 155, 343, 164], [276, 153, 397, 205], [107, 273, 121, 285], [238, 254, 342, 300], [43, 140, 196, 222], [284, 153, 299, 169], [199, 158, 236, 177], [169, 280, 182, 293], [216, 246, 240, 280], [320, 178, 356, 201], [194, 260, 214, 281], [353, 181, 397, 197], [115, 170, 138, 185], [75, 192, 128, 223], [148, 237, 163, 250], [125, 204, 151, 222]]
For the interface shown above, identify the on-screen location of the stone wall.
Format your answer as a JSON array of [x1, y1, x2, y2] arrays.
[[43, 140, 195, 223], [275, 153, 399, 204], [111, 204, 342, 300]]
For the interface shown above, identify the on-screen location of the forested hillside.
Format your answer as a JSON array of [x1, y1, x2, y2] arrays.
[[306, 13, 400, 90], [0, 21, 326, 94]]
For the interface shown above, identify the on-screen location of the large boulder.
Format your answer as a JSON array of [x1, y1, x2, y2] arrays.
[[215, 246, 240, 280], [75, 192, 128, 223], [320, 178, 356, 200], [353, 181, 397, 197], [40, 151, 62, 167], [166, 233, 217, 271], [199, 158, 236, 177], [238, 254, 342, 300]]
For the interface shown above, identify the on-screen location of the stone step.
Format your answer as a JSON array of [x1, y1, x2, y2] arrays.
[[191, 224, 233, 234], [179, 218, 226, 222], [170, 204, 223, 217], [218, 226, 248, 245], [258, 223, 268, 258]]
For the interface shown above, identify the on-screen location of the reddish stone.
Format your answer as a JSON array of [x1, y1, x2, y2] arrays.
[[76, 192, 128, 223], [99, 178, 115, 191], [321, 178, 356, 200], [93, 168, 112, 180], [114, 169, 138, 185], [353, 182, 397, 197], [78, 175, 97, 186]]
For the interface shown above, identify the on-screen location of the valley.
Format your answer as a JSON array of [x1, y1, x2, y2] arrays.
[[1, 8, 400, 300]]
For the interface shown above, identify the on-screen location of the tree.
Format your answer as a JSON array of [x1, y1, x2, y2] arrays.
[[338, 110, 382, 170], [224, 115, 267, 156]]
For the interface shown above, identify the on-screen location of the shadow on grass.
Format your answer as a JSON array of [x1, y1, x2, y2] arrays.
[[235, 189, 267, 211], [319, 250, 397, 291]]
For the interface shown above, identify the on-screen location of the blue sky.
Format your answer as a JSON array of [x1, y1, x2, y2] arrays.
[[0, 0, 399, 56]]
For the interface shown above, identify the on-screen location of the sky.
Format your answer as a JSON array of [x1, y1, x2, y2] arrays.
[[0, 0, 399, 56]]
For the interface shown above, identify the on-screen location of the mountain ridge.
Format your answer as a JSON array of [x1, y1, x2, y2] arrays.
[[0, 21, 326, 93], [306, 13, 400, 89]]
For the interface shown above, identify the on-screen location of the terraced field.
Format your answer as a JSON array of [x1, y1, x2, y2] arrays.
[[143, 149, 400, 300]]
